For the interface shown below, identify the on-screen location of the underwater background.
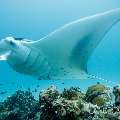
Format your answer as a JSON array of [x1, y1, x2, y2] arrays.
[[0, 0, 120, 102]]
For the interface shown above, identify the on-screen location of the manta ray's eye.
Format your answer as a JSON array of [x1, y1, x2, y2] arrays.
[[14, 37, 24, 41], [9, 40, 16, 46]]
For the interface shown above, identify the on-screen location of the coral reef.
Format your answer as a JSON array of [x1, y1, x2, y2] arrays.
[[0, 83, 120, 120], [85, 83, 112, 106], [113, 85, 120, 106], [0, 90, 40, 120]]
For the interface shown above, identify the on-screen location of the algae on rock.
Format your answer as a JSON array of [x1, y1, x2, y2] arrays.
[[85, 83, 112, 106]]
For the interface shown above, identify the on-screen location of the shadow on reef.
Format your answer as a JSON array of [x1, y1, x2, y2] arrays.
[[0, 83, 120, 120]]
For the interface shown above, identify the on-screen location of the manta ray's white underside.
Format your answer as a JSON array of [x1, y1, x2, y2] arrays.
[[27, 8, 120, 79], [0, 8, 120, 80]]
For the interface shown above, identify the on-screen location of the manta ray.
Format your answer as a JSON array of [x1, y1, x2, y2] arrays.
[[0, 8, 120, 80]]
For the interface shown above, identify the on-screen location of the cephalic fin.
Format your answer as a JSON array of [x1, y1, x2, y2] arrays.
[[0, 51, 11, 61]]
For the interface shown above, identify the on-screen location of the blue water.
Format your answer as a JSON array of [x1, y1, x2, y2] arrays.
[[0, 0, 120, 101]]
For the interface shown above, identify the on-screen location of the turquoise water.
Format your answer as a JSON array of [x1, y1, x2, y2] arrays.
[[0, 0, 120, 101]]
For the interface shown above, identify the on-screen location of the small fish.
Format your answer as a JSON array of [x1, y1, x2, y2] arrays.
[[0, 83, 3, 86], [38, 77, 42, 80], [34, 89, 37, 92], [37, 85, 40, 88], [28, 88, 31, 91], [0, 91, 7, 95]]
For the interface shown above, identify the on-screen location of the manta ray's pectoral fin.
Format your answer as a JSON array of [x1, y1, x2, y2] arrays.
[[28, 8, 120, 78]]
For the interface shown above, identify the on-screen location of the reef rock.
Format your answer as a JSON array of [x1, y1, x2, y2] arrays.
[[39, 86, 99, 120], [85, 83, 112, 106], [113, 85, 120, 106], [0, 83, 120, 120]]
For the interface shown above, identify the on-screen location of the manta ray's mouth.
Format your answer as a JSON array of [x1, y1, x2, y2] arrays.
[[0, 51, 11, 61]]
